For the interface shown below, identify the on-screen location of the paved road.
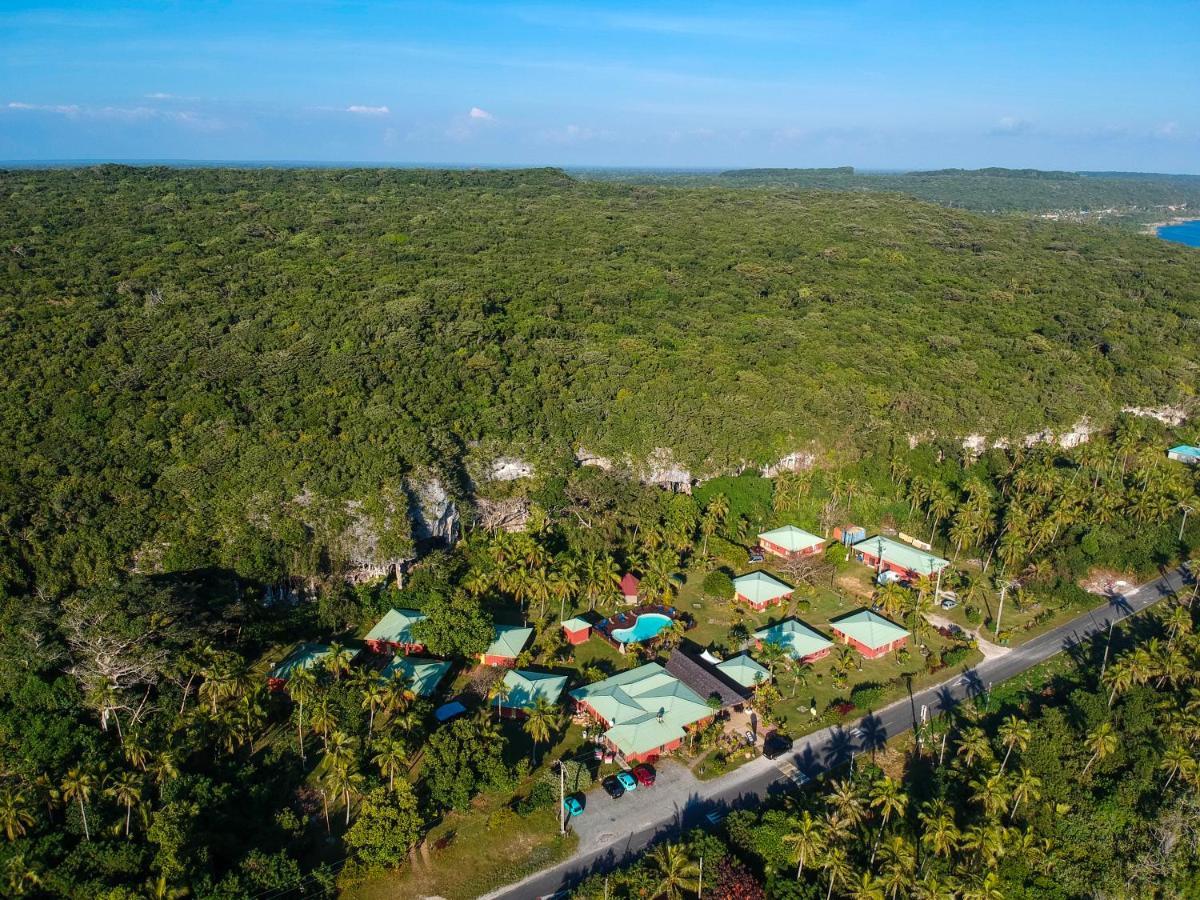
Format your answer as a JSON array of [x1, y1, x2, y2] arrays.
[[485, 567, 1189, 900]]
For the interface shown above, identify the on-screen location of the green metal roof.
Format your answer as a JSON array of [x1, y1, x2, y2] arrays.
[[732, 570, 794, 604], [714, 654, 771, 688], [502, 669, 569, 709], [759, 525, 824, 552], [364, 608, 426, 644], [1169, 445, 1200, 460], [269, 643, 333, 680], [484, 624, 533, 659], [569, 662, 712, 757], [380, 656, 452, 697], [830, 609, 910, 650], [561, 617, 592, 632], [754, 619, 833, 660], [853, 535, 948, 575]]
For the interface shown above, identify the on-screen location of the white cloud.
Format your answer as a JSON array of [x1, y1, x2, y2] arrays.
[[469, 106, 494, 120], [7, 101, 82, 115], [1157, 121, 1179, 138], [6, 100, 223, 130], [145, 92, 175, 100], [346, 104, 389, 116], [991, 116, 1034, 136]]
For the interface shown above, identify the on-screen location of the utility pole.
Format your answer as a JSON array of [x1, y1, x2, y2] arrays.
[[939, 729, 948, 767], [697, 854, 703, 898], [1180, 505, 1193, 542], [1100, 616, 1117, 679], [559, 761, 566, 835], [995, 582, 1007, 638]]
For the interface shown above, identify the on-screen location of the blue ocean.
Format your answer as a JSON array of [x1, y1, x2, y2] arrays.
[[1157, 219, 1200, 247]]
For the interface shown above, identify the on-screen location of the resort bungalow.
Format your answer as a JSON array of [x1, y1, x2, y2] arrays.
[[830, 609, 910, 660], [1168, 445, 1200, 465], [853, 535, 949, 582], [499, 669, 569, 718], [480, 624, 534, 667], [714, 654, 773, 691], [561, 616, 592, 646], [267, 643, 333, 691], [758, 525, 825, 559], [754, 619, 834, 664], [363, 608, 426, 655], [733, 571, 794, 611], [380, 656, 452, 697], [569, 662, 714, 763], [619, 573, 641, 605]]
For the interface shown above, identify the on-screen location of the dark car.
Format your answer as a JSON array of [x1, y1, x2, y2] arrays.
[[601, 774, 626, 799], [632, 764, 656, 787], [748, 547, 765, 563], [763, 733, 794, 760]]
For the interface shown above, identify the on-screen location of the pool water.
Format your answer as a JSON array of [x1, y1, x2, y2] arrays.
[[611, 613, 673, 645]]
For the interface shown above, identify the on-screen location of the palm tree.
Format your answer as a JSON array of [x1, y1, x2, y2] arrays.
[[489, 678, 511, 720], [820, 845, 853, 900], [523, 697, 562, 765], [0, 788, 35, 841], [647, 842, 700, 900], [968, 771, 1008, 819], [326, 763, 364, 827], [1008, 767, 1042, 820], [955, 726, 993, 768], [877, 834, 915, 898], [60, 767, 96, 841], [846, 871, 887, 900], [123, 731, 151, 772], [784, 810, 826, 879], [362, 679, 390, 739], [826, 778, 867, 828], [868, 776, 908, 864], [151, 750, 179, 797], [918, 798, 959, 860], [309, 697, 337, 748], [371, 739, 409, 792], [997, 715, 1031, 773], [960, 871, 1005, 900], [1082, 721, 1118, 776], [875, 582, 909, 621], [756, 639, 788, 675], [1103, 659, 1136, 708], [289, 666, 317, 762], [105, 771, 143, 837], [324, 730, 358, 774], [325, 643, 353, 680]]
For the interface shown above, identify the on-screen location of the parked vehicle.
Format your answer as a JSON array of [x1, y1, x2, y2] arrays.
[[763, 733, 794, 760], [563, 794, 584, 817], [632, 764, 656, 787], [940, 597, 959, 610], [616, 770, 638, 792], [748, 546, 765, 563], [601, 774, 626, 799]]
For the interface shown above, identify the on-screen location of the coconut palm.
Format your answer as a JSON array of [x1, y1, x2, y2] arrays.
[[324, 730, 358, 774], [371, 738, 409, 792], [968, 771, 1009, 819], [868, 776, 908, 864], [1103, 659, 1136, 708], [324, 642, 353, 681], [955, 726, 993, 768], [309, 697, 337, 748], [0, 788, 35, 841], [105, 770, 143, 837], [151, 750, 179, 797], [489, 678, 511, 720], [1008, 768, 1042, 820], [997, 715, 1031, 773], [918, 798, 959, 859], [826, 777, 867, 828], [289, 666, 318, 762], [361, 679, 390, 739], [877, 834, 915, 897], [647, 842, 700, 900], [523, 697, 563, 766], [60, 767, 96, 841], [1082, 721, 1118, 776], [820, 845, 853, 900], [326, 763, 364, 826], [784, 810, 826, 879]]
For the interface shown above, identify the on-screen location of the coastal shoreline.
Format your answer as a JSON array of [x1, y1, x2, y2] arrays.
[[1142, 215, 1198, 235]]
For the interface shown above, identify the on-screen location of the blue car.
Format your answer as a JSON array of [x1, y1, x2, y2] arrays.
[[563, 794, 584, 817], [616, 770, 638, 793]]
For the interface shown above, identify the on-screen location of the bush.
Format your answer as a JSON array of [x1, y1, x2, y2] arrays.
[[515, 779, 556, 815], [940, 645, 970, 667], [702, 569, 735, 598], [849, 682, 886, 709], [964, 604, 982, 625], [709, 536, 748, 568], [540, 759, 593, 795]]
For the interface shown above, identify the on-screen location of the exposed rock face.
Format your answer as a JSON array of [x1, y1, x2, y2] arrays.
[[338, 498, 412, 583], [762, 451, 816, 477], [407, 478, 459, 545], [575, 447, 614, 470], [1122, 405, 1190, 426], [487, 457, 534, 481], [961, 418, 1096, 458], [474, 496, 531, 532], [286, 490, 413, 584], [639, 447, 694, 494]]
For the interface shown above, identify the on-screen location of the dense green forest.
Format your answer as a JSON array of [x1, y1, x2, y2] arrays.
[[2, 166, 1199, 594], [577, 166, 1200, 221]]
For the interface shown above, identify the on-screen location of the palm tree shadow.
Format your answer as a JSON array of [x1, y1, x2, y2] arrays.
[[859, 712, 888, 758], [824, 726, 858, 769]]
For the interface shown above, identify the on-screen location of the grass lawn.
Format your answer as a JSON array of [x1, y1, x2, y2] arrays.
[[344, 793, 576, 900]]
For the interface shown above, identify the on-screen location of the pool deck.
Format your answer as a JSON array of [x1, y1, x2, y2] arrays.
[[593, 605, 691, 651]]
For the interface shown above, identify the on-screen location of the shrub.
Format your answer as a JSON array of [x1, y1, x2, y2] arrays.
[[709, 536, 748, 568], [849, 682, 886, 709], [940, 645, 970, 667], [964, 604, 982, 625], [702, 569, 735, 598]]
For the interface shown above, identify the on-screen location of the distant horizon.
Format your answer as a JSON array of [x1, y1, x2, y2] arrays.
[[2, 159, 1199, 179]]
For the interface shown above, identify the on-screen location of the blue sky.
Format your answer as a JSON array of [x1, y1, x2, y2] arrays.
[[1, 1, 1197, 170]]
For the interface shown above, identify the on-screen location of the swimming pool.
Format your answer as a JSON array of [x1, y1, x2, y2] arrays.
[[610, 613, 673, 645]]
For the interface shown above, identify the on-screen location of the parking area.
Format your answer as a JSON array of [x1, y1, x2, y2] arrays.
[[568, 759, 703, 853]]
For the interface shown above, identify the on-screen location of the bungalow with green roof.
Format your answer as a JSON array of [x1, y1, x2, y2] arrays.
[[268, 643, 333, 691], [480, 624, 534, 667], [830, 609, 910, 659], [754, 619, 834, 663], [713, 654, 772, 690], [758, 524, 825, 560], [853, 535, 949, 582], [380, 656, 453, 697], [569, 662, 714, 763], [561, 616, 592, 646], [733, 570, 794, 611], [1168, 445, 1200, 465], [499, 669, 569, 719], [363, 608, 426, 655]]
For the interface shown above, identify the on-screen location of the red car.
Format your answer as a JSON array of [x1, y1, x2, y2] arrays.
[[632, 764, 656, 787]]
